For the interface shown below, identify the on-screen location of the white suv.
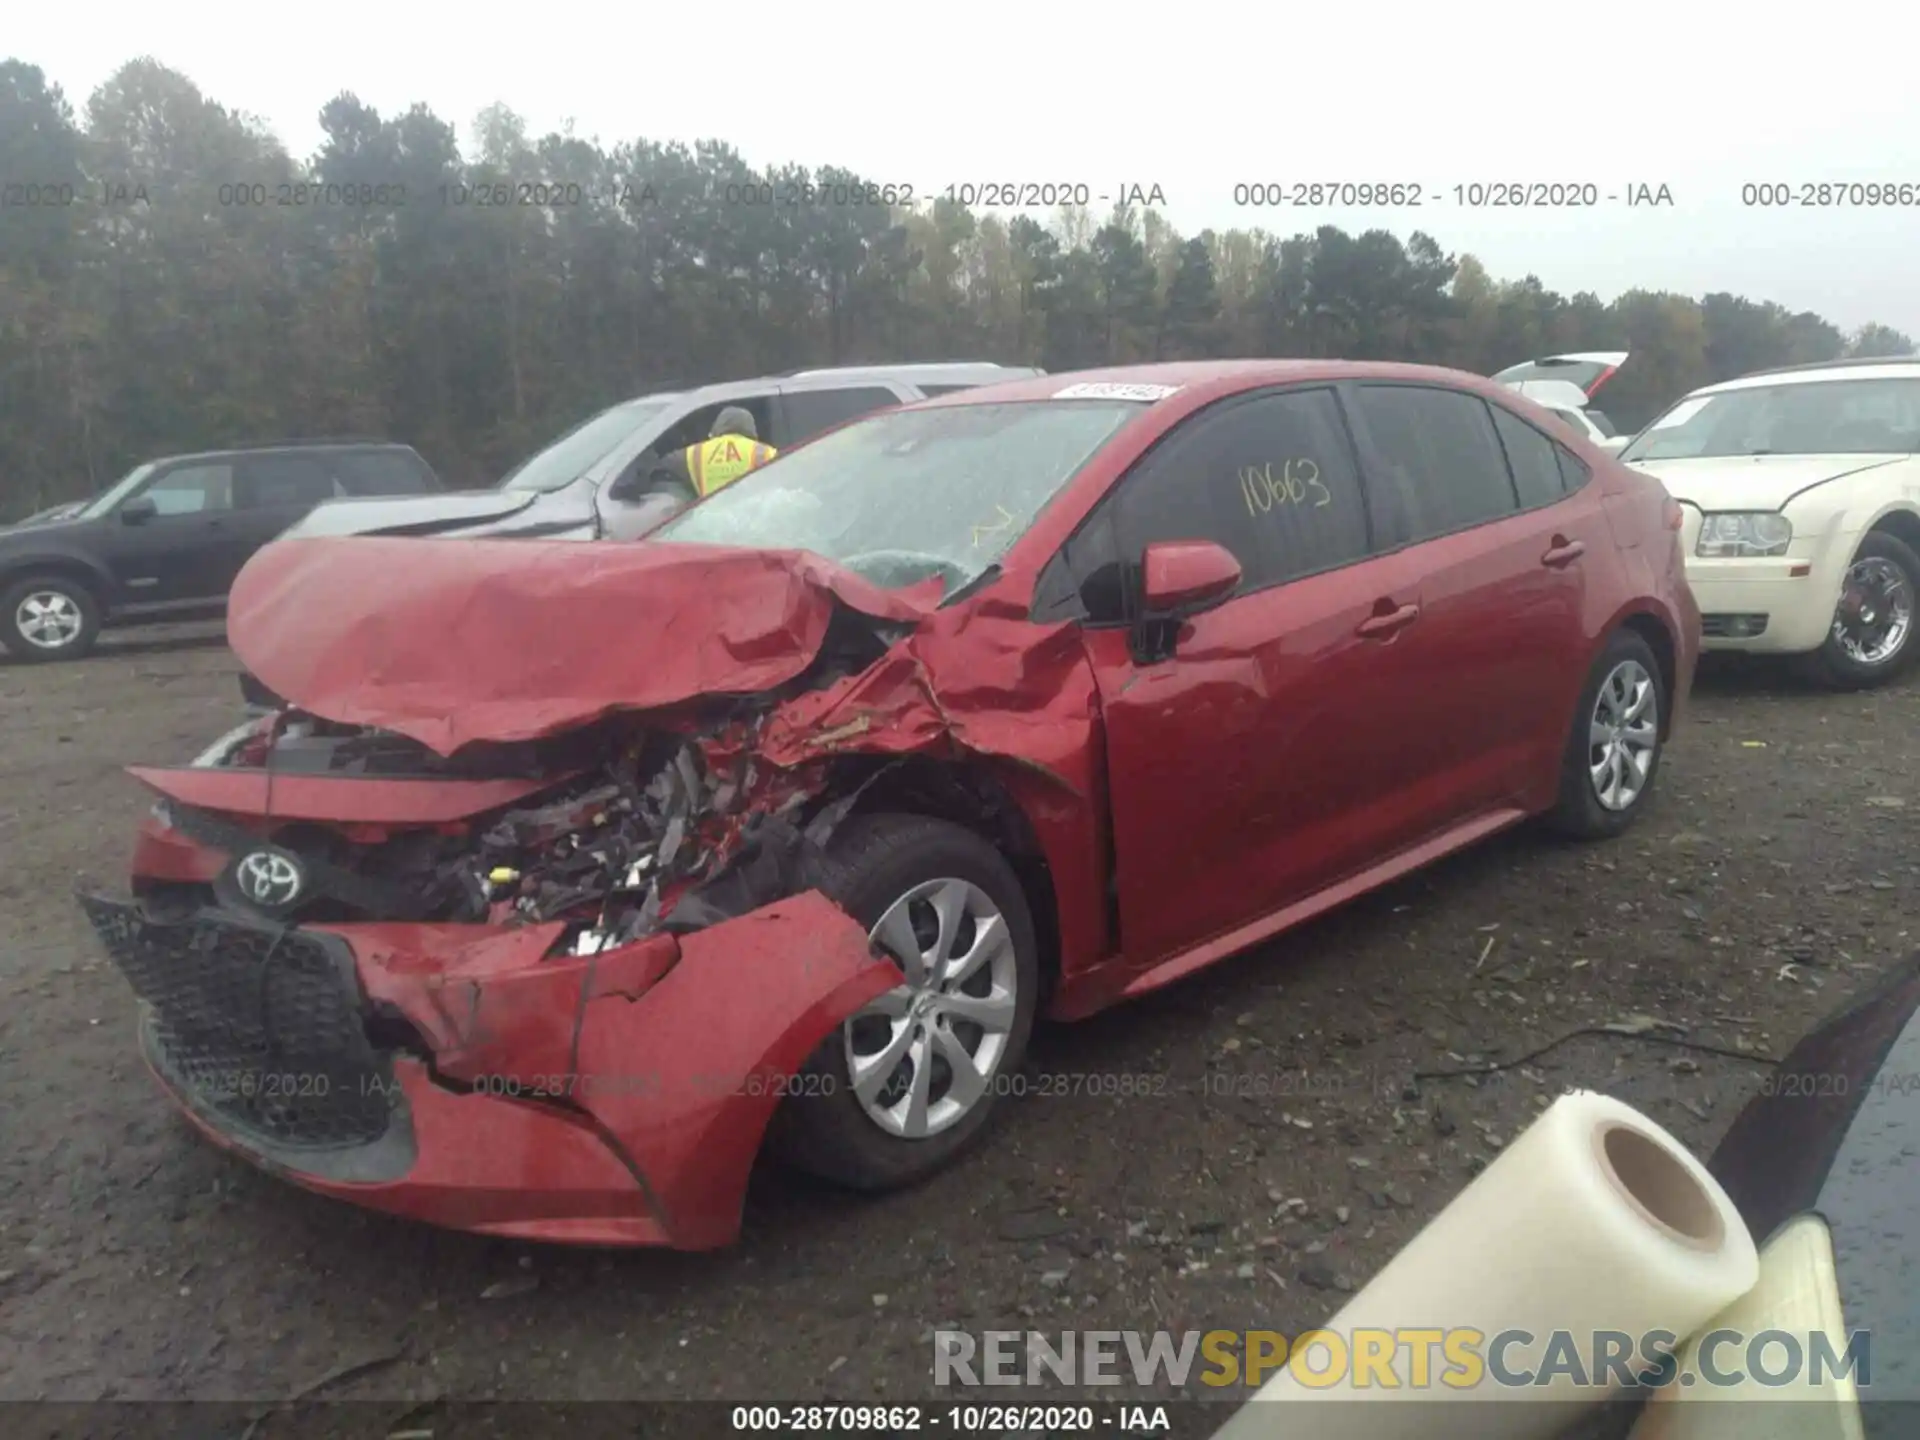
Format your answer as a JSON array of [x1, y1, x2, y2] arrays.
[[1620, 357, 1920, 688]]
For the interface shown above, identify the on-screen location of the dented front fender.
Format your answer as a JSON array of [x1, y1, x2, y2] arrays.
[[316, 889, 897, 1248]]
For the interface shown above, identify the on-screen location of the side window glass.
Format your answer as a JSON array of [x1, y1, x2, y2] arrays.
[[1034, 509, 1124, 624], [651, 397, 777, 458], [780, 387, 898, 445], [141, 464, 234, 515], [333, 450, 435, 495], [1351, 385, 1519, 546], [237, 456, 340, 510], [1489, 405, 1569, 509], [1557, 446, 1593, 493], [1110, 387, 1369, 593]]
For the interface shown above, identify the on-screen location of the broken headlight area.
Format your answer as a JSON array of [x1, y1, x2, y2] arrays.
[[154, 709, 877, 955], [448, 724, 871, 956]]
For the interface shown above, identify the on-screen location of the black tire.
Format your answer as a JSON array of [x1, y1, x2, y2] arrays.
[[0, 573, 102, 662], [1799, 531, 1920, 691], [1546, 629, 1667, 840], [768, 813, 1040, 1191]]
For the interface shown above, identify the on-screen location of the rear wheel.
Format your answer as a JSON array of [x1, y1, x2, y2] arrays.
[[1547, 629, 1666, 840], [1801, 532, 1919, 690], [769, 814, 1040, 1191], [1, 574, 102, 662]]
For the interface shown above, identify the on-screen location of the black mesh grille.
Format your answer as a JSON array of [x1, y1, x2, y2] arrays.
[[81, 895, 395, 1149]]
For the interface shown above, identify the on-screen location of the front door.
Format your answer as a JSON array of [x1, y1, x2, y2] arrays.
[[99, 460, 249, 604], [1066, 386, 1438, 969]]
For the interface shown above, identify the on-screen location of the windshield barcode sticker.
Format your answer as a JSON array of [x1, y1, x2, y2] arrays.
[[1052, 382, 1183, 402]]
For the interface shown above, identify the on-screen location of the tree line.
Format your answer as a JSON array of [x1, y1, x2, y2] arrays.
[[2, 57, 1914, 519]]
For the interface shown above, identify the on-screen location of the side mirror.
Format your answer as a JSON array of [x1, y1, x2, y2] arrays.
[[1141, 540, 1241, 615], [120, 496, 157, 524]]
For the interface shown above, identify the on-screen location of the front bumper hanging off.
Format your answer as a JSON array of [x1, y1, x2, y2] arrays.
[[80, 889, 897, 1248]]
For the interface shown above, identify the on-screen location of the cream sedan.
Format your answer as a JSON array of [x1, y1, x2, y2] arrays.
[[1622, 357, 1920, 689]]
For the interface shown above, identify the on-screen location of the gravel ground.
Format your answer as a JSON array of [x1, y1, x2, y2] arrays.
[[1, 626, 1915, 1422]]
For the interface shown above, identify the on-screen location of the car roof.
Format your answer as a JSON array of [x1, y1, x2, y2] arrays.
[[1698, 356, 1920, 395], [919, 359, 1519, 407], [617, 363, 1041, 408], [152, 439, 418, 465]]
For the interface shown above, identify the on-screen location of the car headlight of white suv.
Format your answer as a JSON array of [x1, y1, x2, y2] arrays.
[[1696, 512, 1792, 558]]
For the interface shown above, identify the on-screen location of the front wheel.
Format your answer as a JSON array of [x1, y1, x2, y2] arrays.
[[1547, 629, 1667, 840], [1801, 532, 1920, 691], [1, 574, 102, 662], [769, 813, 1040, 1191]]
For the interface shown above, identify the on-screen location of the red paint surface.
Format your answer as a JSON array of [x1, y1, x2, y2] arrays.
[[1141, 540, 1242, 610], [161, 1058, 663, 1244], [227, 538, 935, 755], [172, 892, 894, 1249], [115, 359, 1700, 1248], [129, 815, 230, 882]]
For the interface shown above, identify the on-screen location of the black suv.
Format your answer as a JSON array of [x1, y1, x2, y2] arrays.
[[0, 441, 442, 662]]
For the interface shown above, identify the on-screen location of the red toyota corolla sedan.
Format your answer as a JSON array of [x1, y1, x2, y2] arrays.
[[83, 361, 1700, 1249]]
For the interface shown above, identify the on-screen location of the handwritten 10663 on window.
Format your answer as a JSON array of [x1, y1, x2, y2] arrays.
[[1239, 458, 1331, 517]]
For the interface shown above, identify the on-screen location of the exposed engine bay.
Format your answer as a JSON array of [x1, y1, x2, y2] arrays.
[[150, 696, 879, 957]]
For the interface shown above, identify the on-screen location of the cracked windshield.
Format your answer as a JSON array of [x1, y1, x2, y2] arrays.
[[651, 400, 1144, 594]]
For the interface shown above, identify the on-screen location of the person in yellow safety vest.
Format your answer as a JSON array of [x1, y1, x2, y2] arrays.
[[650, 406, 779, 502]]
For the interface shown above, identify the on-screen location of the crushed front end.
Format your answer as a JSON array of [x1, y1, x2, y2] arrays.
[[87, 703, 899, 1248]]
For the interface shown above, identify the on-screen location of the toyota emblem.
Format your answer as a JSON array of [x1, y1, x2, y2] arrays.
[[235, 850, 304, 909]]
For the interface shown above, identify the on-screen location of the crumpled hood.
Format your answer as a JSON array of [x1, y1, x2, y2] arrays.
[[227, 536, 936, 753], [1630, 453, 1911, 512]]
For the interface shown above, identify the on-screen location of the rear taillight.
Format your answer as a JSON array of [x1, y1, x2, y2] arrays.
[[1586, 363, 1621, 398]]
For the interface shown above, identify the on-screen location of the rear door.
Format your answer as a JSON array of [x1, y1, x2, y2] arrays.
[[1343, 382, 1612, 818], [227, 453, 345, 581], [1061, 385, 1436, 968]]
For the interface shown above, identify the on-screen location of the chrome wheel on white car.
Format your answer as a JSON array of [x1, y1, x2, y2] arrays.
[[1810, 532, 1920, 690], [1831, 556, 1913, 668]]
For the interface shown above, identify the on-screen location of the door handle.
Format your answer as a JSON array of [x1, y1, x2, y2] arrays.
[[1356, 602, 1420, 639], [1542, 537, 1585, 567]]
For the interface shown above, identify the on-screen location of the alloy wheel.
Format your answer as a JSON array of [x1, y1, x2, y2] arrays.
[[14, 590, 84, 651], [1831, 556, 1913, 667], [1589, 659, 1658, 812], [843, 876, 1019, 1140]]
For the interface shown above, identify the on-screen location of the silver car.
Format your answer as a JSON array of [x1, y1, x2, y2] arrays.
[[282, 362, 1043, 544]]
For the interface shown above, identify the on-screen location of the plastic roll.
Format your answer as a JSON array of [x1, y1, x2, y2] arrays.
[[1212, 1089, 1759, 1440]]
